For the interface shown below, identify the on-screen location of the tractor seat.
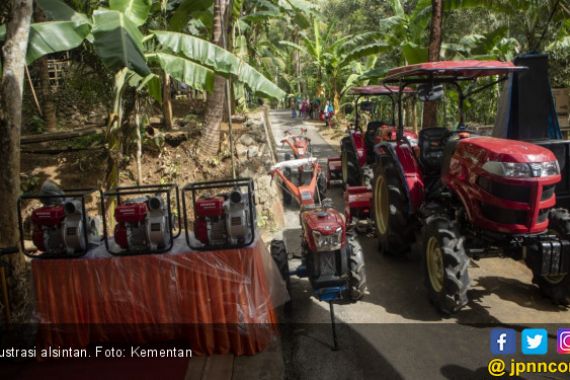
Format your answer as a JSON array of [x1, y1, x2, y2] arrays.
[[418, 127, 450, 174], [364, 121, 385, 164]]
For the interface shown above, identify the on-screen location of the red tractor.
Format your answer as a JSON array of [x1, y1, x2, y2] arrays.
[[372, 60, 570, 314], [330, 85, 417, 187], [270, 158, 366, 349], [328, 86, 417, 231], [281, 127, 312, 160]]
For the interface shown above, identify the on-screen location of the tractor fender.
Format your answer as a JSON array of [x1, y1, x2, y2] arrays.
[[374, 141, 424, 216]]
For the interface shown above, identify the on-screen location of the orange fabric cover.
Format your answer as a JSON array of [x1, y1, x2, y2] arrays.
[[32, 240, 280, 356]]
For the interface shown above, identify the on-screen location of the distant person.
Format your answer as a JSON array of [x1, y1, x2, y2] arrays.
[[312, 98, 321, 120], [301, 98, 309, 119], [324, 100, 334, 127], [290, 98, 297, 119]]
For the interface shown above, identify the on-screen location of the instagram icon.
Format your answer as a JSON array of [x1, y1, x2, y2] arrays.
[[558, 329, 570, 354]]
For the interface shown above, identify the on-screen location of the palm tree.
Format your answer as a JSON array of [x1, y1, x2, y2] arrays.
[[200, 0, 229, 157], [422, 0, 443, 129]]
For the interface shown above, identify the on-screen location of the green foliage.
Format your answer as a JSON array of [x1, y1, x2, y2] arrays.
[[153, 31, 286, 98], [109, 0, 153, 26], [26, 21, 90, 64], [92, 9, 151, 76]]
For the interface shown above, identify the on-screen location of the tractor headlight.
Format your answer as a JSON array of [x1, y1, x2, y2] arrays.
[[482, 161, 560, 178], [312, 227, 342, 251]]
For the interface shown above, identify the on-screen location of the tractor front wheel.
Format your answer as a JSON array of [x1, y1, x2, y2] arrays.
[[534, 208, 570, 305], [348, 242, 367, 302], [316, 172, 327, 203], [373, 160, 412, 255], [421, 216, 470, 315]]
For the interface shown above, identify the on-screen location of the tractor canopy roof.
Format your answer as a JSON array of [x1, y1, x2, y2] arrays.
[[349, 85, 414, 96], [383, 60, 527, 84]]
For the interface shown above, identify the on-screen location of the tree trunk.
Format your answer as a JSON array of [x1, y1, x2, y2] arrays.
[[34, 3, 56, 131], [135, 97, 143, 185], [162, 73, 173, 130], [38, 57, 57, 131], [333, 85, 341, 120], [422, 0, 443, 129], [199, 0, 227, 156], [0, 0, 33, 312]]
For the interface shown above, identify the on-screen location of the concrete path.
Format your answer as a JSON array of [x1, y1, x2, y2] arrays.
[[268, 110, 570, 380]]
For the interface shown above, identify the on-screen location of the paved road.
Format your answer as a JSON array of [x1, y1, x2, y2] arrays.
[[268, 110, 570, 380]]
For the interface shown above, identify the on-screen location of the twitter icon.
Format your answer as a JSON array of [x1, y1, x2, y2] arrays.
[[522, 329, 548, 355]]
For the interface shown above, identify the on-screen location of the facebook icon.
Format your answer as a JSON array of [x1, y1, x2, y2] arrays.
[[491, 328, 517, 355]]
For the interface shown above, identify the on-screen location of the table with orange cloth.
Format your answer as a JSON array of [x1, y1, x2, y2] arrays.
[[31, 237, 287, 356]]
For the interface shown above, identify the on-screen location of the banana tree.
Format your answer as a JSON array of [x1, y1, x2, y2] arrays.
[[6, 0, 285, 186], [280, 18, 388, 114]]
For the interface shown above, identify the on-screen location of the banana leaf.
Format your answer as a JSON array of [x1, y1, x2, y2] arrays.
[[26, 21, 91, 64], [153, 31, 285, 99], [92, 9, 150, 76], [147, 52, 215, 92], [109, 0, 152, 27], [37, 0, 90, 27]]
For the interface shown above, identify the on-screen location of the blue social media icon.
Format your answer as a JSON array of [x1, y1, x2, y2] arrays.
[[491, 328, 516, 355], [522, 329, 548, 355]]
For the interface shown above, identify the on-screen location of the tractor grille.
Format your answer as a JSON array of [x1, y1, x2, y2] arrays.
[[538, 208, 551, 223], [542, 185, 555, 201], [480, 203, 527, 225], [319, 252, 337, 276], [477, 177, 530, 203]]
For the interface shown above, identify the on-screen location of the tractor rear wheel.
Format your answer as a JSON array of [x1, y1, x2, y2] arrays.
[[372, 160, 412, 255], [282, 167, 293, 206], [270, 239, 292, 308], [341, 139, 362, 186], [348, 242, 367, 302], [421, 216, 470, 315], [534, 208, 570, 305]]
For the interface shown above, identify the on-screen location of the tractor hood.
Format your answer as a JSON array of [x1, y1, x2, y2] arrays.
[[458, 136, 557, 164], [302, 208, 345, 234]]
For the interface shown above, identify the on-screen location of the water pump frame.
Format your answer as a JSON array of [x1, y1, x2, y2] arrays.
[[17, 188, 97, 259], [182, 178, 256, 250], [100, 184, 181, 256]]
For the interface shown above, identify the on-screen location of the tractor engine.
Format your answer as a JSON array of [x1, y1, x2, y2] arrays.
[[194, 190, 253, 247], [31, 199, 88, 255], [114, 196, 170, 251], [301, 207, 350, 293]]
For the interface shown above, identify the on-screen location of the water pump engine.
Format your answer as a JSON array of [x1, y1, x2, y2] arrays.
[[183, 178, 257, 250], [114, 196, 170, 252], [20, 183, 98, 258], [194, 189, 253, 246]]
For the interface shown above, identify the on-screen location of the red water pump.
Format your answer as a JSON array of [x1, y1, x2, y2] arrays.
[[18, 183, 99, 258], [183, 178, 256, 250], [101, 184, 181, 255], [114, 196, 170, 251]]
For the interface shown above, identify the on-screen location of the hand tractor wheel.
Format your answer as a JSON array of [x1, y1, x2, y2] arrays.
[[421, 216, 470, 315], [270, 239, 292, 310], [315, 172, 327, 203], [347, 243, 367, 302], [341, 138, 362, 186], [372, 160, 413, 255], [534, 208, 570, 305], [282, 167, 293, 206]]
